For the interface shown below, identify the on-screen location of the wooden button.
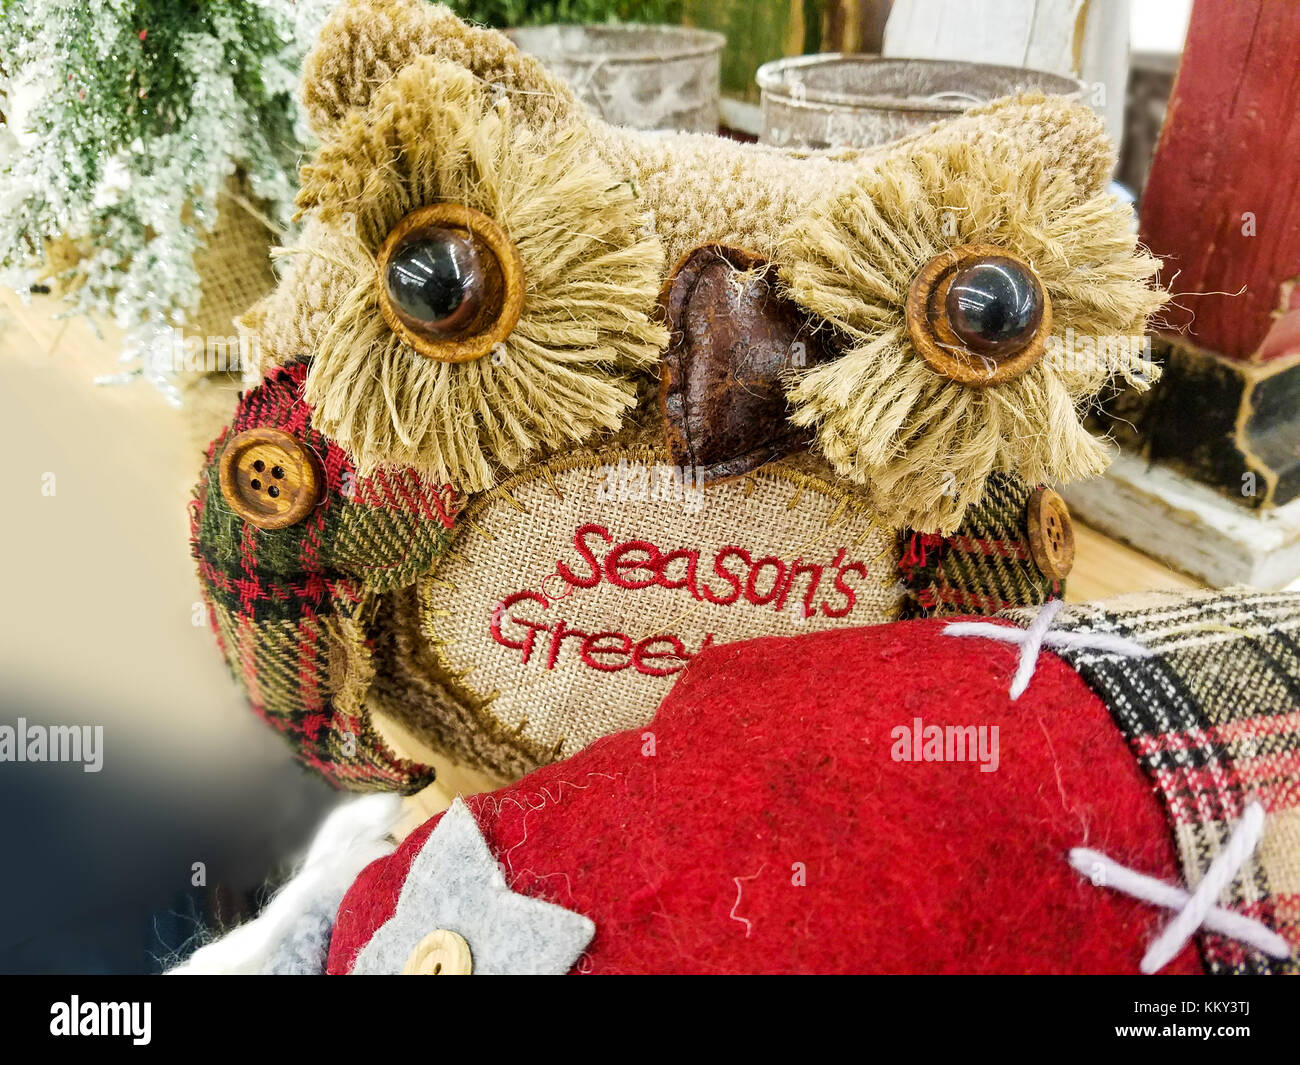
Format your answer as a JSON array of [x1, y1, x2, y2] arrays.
[[1026, 487, 1075, 580], [402, 929, 473, 975], [905, 243, 1052, 387], [218, 427, 322, 530]]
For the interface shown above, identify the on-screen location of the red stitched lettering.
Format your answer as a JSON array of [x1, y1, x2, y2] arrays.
[[551, 528, 867, 618], [580, 631, 633, 671], [605, 540, 662, 590], [776, 558, 823, 617], [490, 593, 717, 676], [744, 556, 787, 606], [659, 548, 702, 600], [487, 529, 874, 678], [821, 548, 868, 618], [545, 615, 589, 670], [702, 546, 749, 605], [632, 635, 690, 677], [490, 591, 549, 663], [555, 523, 612, 589]]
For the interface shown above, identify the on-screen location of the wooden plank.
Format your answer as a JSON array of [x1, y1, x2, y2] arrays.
[[1065, 451, 1300, 591], [1067, 518, 1204, 603], [1139, 0, 1300, 362], [881, 0, 1129, 147]]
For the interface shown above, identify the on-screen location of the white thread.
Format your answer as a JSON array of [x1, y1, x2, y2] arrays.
[[1140, 802, 1284, 972], [1069, 801, 1291, 973], [1009, 598, 1064, 698], [1069, 848, 1290, 965], [944, 601, 1151, 700]]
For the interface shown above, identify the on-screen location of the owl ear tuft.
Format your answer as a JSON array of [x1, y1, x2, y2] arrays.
[[931, 92, 1116, 197], [302, 0, 584, 140]]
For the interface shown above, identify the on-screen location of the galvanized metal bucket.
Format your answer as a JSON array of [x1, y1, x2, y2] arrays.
[[757, 55, 1085, 149], [507, 24, 725, 133]]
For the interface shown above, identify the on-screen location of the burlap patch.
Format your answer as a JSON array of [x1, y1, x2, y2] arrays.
[[188, 175, 278, 343], [414, 447, 900, 773]]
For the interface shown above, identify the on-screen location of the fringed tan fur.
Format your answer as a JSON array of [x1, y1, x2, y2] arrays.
[[779, 141, 1166, 534], [301, 0, 583, 139], [291, 57, 666, 493]]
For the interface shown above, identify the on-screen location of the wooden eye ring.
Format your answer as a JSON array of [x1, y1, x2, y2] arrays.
[[376, 203, 525, 363], [905, 243, 1052, 387]]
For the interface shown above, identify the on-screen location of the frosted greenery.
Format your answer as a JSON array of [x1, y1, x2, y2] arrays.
[[0, 0, 334, 391]]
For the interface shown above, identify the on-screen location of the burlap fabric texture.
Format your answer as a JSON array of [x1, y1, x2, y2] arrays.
[[410, 447, 899, 778]]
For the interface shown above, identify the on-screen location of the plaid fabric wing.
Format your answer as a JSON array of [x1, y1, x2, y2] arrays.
[[1045, 589, 1300, 974], [191, 361, 460, 792], [898, 473, 1060, 618]]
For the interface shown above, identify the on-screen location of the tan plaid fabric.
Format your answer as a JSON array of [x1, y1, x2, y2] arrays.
[[1039, 589, 1300, 975], [900, 473, 1059, 617]]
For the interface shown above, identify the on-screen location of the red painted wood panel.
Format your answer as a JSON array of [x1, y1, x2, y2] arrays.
[[1138, 0, 1300, 362]]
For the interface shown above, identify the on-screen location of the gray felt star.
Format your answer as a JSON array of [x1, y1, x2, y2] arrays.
[[350, 798, 595, 975]]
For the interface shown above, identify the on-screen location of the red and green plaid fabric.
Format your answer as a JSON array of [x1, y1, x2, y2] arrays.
[[899, 473, 1060, 618], [1039, 589, 1300, 974], [191, 361, 459, 792]]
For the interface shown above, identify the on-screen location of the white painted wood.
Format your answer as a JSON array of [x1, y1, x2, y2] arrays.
[[1062, 452, 1300, 591], [882, 0, 1129, 152], [719, 97, 763, 136]]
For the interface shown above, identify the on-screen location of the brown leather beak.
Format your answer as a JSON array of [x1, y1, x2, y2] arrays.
[[658, 244, 835, 485]]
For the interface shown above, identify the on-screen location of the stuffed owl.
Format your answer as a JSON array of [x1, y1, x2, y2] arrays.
[[192, 0, 1165, 792]]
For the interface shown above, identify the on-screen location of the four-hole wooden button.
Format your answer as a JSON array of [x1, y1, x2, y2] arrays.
[[219, 427, 322, 531], [402, 929, 473, 975], [1026, 487, 1075, 580]]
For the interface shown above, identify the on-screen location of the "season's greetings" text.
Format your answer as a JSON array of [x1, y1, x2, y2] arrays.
[[488, 523, 871, 677]]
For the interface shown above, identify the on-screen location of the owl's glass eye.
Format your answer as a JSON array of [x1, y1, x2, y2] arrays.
[[376, 203, 525, 363], [944, 256, 1043, 354], [384, 229, 484, 337], [906, 244, 1052, 387]]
